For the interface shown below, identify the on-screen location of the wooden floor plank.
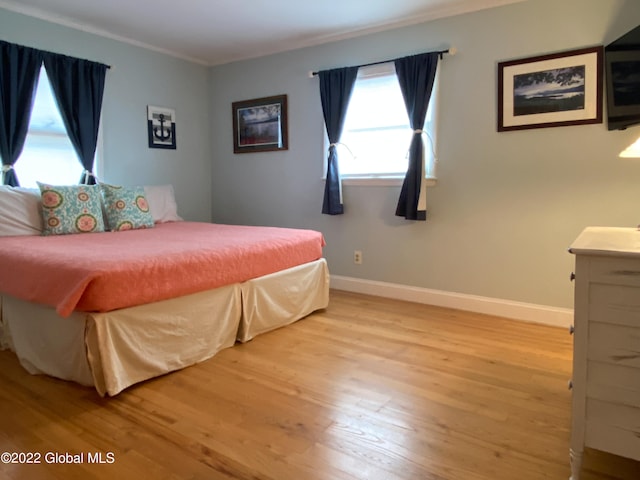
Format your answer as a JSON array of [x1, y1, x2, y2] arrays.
[[1, 289, 639, 479]]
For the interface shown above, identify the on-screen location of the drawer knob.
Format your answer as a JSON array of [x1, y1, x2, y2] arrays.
[[568, 379, 573, 390], [569, 325, 574, 335], [570, 272, 576, 282]]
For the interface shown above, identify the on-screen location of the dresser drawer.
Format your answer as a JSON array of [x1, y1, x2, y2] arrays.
[[588, 321, 640, 369], [585, 398, 640, 462], [589, 284, 640, 328], [589, 256, 640, 288], [586, 361, 640, 407]]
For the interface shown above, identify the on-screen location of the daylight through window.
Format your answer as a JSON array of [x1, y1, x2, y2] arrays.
[[13, 67, 89, 188], [332, 62, 438, 180]]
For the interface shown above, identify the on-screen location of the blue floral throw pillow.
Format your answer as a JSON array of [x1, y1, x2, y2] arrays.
[[100, 183, 154, 231], [37, 182, 105, 236]]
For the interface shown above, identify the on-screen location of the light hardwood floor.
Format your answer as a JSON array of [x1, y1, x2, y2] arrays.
[[1, 290, 639, 480]]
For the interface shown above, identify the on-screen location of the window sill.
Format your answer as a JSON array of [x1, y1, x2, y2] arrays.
[[333, 177, 437, 187]]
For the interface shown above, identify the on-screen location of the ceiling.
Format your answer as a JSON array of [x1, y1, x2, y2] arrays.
[[0, 0, 525, 66]]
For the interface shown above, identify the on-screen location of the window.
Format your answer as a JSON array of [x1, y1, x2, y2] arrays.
[[329, 62, 438, 183], [13, 67, 99, 188]]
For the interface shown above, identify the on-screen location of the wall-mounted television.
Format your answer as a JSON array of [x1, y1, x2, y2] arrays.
[[605, 25, 640, 130]]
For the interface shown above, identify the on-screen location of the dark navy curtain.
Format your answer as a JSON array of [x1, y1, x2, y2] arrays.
[[319, 66, 358, 215], [0, 41, 43, 186], [394, 52, 439, 221], [44, 53, 107, 185]]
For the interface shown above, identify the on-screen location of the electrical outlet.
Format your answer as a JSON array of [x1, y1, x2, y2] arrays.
[[354, 250, 363, 265]]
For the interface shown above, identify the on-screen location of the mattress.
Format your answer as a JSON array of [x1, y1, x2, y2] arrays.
[[0, 221, 325, 316]]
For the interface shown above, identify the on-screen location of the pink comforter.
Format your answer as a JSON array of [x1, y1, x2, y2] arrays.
[[0, 222, 325, 317]]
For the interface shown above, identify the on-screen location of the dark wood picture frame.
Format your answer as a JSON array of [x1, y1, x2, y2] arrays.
[[498, 46, 603, 132], [232, 94, 288, 153]]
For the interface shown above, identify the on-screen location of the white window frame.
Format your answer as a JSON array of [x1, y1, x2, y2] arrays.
[[323, 62, 439, 187]]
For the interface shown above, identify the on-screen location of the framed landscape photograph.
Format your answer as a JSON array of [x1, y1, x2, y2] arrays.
[[232, 94, 288, 153], [498, 46, 603, 131]]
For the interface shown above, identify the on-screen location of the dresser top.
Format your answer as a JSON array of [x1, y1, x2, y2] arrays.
[[570, 226, 640, 257]]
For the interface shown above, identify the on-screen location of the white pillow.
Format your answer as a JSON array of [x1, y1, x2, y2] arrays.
[[0, 186, 43, 236], [143, 185, 182, 223]]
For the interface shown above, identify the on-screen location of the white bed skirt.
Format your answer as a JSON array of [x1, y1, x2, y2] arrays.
[[238, 257, 329, 342], [0, 258, 329, 396]]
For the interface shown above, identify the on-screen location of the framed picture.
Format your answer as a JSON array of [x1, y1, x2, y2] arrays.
[[498, 46, 603, 131], [232, 94, 288, 153], [147, 105, 176, 149]]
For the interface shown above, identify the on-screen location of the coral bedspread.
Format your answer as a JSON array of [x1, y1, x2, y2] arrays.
[[0, 222, 325, 317]]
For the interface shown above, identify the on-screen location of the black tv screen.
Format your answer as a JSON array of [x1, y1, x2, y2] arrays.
[[606, 25, 640, 130]]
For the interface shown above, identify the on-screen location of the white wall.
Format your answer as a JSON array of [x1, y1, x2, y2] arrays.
[[209, 0, 640, 310], [0, 8, 212, 222]]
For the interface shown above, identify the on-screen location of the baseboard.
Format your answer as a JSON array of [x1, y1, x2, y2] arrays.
[[330, 275, 573, 329]]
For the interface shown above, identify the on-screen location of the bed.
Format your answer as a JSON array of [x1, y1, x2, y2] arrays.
[[0, 184, 329, 396]]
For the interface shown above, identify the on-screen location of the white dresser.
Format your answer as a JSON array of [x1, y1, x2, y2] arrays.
[[568, 227, 640, 480]]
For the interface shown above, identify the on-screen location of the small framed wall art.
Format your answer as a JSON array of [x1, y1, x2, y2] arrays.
[[147, 105, 176, 149], [497, 46, 603, 131], [232, 94, 288, 153]]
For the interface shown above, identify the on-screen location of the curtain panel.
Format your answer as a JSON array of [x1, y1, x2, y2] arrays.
[[0, 40, 108, 186], [394, 52, 439, 221], [43, 53, 107, 185], [0, 41, 44, 186], [318, 66, 358, 215]]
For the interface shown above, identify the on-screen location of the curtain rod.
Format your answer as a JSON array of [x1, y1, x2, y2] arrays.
[[309, 47, 456, 77]]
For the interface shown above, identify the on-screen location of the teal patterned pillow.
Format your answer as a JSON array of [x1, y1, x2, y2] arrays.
[[37, 183, 105, 236], [100, 183, 154, 231]]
